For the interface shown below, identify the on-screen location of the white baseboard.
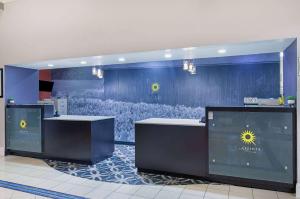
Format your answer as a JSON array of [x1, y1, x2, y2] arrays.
[[0, 147, 4, 156], [296, 183, 300, 198]]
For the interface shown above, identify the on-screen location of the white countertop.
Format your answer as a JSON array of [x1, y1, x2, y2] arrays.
[[44, 115, 115, 121], [135, 118, 205, 127]]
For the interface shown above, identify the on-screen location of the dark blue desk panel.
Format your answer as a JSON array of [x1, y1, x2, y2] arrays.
[[135, 119, 207, 177], [44, 116, 114, 164], [44, 118, 114, 164]]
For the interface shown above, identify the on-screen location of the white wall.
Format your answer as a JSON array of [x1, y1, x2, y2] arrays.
[[0, 0, 300, 194]]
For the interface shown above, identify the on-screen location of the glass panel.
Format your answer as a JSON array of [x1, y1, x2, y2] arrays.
[[208, 111, 293, 184], [6, 108, 42, 153]]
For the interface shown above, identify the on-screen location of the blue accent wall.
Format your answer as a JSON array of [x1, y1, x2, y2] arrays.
[[283, 40, 297, 97], [5, 66, 39, 104], [51, 53, 280, 142]]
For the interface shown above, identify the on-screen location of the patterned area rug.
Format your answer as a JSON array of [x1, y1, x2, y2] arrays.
[[45, 145, 208, 185]]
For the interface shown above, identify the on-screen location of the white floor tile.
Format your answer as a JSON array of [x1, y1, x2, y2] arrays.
[[64, 184, 94, 196], [208, 184, 230, 192], [277, 191, 296, 199], [0, 187, 14, 199], [35, 179, 62, 189], [229, 191, 253, 199], [100, 182, 122, 191], [252, 188, 278, 198], [182, 189, 205, 197], [116, 184, 140, 195], [51, 182, 77, 193], [155, 190, 181, 199], [205, 189, 229, 199], [180, 193, 204, 199], [130, 196, 147, 199], [107, 192, 132, 199], [134, 187, 161, 198], [230, 186, 252, 195], [10, 191, 36, 199], [86, 188, 113, 199], [161, 185, 184, 193], [81, 179, 104, 188], [185, 184, 208, 191]]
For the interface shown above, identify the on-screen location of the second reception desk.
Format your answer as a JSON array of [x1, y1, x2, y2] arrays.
[[135, 118, 207, 177]]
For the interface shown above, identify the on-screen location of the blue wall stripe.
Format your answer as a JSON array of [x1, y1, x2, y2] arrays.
[[0, 180, 86, 199], [283, 39, 297, 97], [5, 65, 39, 104]]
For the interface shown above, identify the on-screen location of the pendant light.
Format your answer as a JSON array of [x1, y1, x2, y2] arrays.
[[183, 61, 189, 71], [92, 66, 97, 75], [188, 62, 194, 72], [97, 69, 103, 79]]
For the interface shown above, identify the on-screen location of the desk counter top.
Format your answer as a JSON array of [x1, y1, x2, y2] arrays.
[[135, 118, 205, 127], [44, 115, 115, 122]]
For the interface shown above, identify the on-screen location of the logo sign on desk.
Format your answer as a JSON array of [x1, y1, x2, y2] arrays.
[[19, 119, 27, 129], [239, 129, 262, 153], [241, 130, 256, 145]]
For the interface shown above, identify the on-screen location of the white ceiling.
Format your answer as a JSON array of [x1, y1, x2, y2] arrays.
[[0, 0, 17, 3], [13, 38, 295, 70]]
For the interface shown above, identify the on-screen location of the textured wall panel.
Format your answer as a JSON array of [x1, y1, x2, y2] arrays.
[[51, 55, 280, 142]]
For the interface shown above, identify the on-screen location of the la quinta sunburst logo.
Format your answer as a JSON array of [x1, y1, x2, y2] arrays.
[[241, 130, 256, 145]]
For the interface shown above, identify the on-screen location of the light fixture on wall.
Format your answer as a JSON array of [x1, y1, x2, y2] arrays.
[[188, 62, 194, 72], [182, 60, 196, 75], [92, 66, 97, 75], [190, 65, 196, 75], [92, 66, 104, 79], [183, 61, 189, 71], [97, 69, 104, 79]]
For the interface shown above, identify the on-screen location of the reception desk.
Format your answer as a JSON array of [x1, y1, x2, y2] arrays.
[[135, 118, 207, 177], [206, 106, 296, 192], [135, 107, 296, 192], [6, 105, 115, 164], [44, 115, 115, 164]]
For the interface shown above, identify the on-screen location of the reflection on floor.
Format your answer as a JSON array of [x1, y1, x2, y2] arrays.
[[45, 145, 208, 185], [0, 155, 296, 199]]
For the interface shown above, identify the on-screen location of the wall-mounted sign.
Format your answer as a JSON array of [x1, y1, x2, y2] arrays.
[[151, 83, 160, 93]]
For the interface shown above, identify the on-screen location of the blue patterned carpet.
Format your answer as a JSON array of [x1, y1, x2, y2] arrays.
[[45, 145, 208, 185]]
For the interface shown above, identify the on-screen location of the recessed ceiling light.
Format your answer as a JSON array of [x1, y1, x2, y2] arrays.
[[183, 47, 195, 51], [164, 53, 172, 58], [218, 49, 227, 54], [80, 61, 87, 65], [118, 57, 126, 62], [48, 64, 54, 67]]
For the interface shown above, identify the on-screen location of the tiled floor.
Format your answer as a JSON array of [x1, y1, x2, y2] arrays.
[[0, 155, 297, 199]]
